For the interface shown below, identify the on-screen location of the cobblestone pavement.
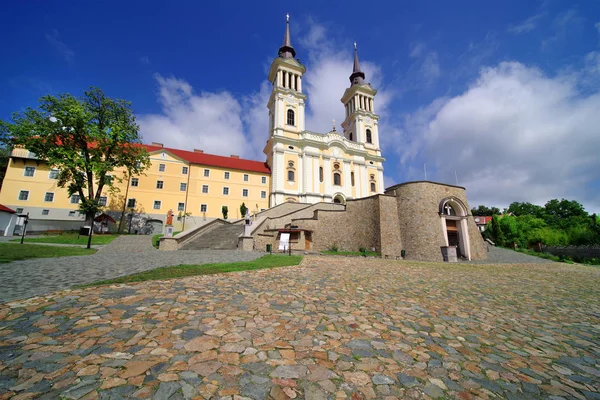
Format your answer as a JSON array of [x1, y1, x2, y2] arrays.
[[465, 246, 555, 264], [0, 236, 263, 303], [1, 257, 599, 399]]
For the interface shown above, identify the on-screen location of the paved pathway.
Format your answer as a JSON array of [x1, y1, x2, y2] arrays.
[[465, 245, 555, 264], [0, 236, 262, 303], [0, 257, 598, 399]]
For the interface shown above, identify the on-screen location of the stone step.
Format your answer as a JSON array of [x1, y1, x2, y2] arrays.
[[180, 224, 243, 250]]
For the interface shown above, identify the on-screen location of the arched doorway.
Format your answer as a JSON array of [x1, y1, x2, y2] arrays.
[[439, 197, 471, 260], [332, 193, 346, 204]]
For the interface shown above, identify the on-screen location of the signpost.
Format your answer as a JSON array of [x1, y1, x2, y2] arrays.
[[279, 232, 290, 252]]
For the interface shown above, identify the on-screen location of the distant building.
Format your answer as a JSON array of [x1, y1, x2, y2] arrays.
[[474, 216, 493, 232]]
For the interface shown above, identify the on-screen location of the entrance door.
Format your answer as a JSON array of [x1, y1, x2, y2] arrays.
[[445, 219, 461, 257], [305, 232, 312, 250]]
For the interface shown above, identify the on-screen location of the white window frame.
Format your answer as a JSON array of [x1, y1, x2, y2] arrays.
[[180, 182, 187, 192], [204, 169, 210, 177], [261, 176, 267, 184], [224, 171, 230, 180], [24, 166, 35, 177], [99, 196, 107, 206], [44, 192, 55, 202], [156, 180, 164, 189], [18, 190, 29, 201], [223, 187, 230, 195], [153, 200, 162, 210], [177, 202, 185, 211], [70, 194, 80, 204], [48, 169, 59, 179], [261, 191, 267, 199], [243, 174, 249, 182], [182, 166, 189, 175], [242, 188, 249, 197], [202, 185, 209, 194], [159, 163, 166, 172], [42, 209, 50, 216], [131, 178, 139, 187], [16, 208, 24, 214], [200, 204, 208, 213]]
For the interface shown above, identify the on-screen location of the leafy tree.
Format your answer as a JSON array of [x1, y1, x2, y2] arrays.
[[0, 144, 11, 190], [0, 87, 149, 248], [490, 215, 505, 246], [507, 202, 543, 217], [542, 199, 588, 229], [240, 202, 247, 218], [222, 205, 228, 220], [471, 205, 500, 216]]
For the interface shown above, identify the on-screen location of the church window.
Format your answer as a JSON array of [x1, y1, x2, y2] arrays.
[[370, 182, 376, 192], [366, 129, 372, 144], [287, 170, 295, 182], [443, 204, 457, 216], [370, 174, 375, 180], [333, 172, 341, 186], [319, 167, 323, 183], [288, 161, 294, 168], [351, 172, 355, 187], [287, 109, 295, 126]]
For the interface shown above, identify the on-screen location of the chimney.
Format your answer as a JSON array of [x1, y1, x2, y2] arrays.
[[193, 149, 204, 153], [230, 155, 239, 159], [151, 142, 163, 148]]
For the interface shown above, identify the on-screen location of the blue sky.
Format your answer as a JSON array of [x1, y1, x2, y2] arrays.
[[2, 1, 600, 213]]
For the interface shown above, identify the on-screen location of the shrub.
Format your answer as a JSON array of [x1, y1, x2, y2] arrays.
[[328, 243, 339, 252]]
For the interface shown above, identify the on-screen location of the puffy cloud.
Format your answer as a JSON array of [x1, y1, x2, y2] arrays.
[[396, 61, 600, 213]]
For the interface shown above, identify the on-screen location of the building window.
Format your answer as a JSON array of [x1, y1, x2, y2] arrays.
[[333, 172, 341, 186], [202, 185, 209, 194], [366, 129, 372, 144], [223, 187, 229, 195], [287, 109, 295, 126], [70, 195, 80, 204], [287, 170, 295, 182], [443, 203, 457, 216], [24, 166, 35, 177], [127, 198, 136, 208], [49, 169, 59, 179], [18, 190, 30, 201], [351, 172, 355, 187], [182, 166, 188, 175], [261, 191, 267, 199], [243, 174, 249, 182], [261, 176, 267, 184], [319, 167, 323, 183], [200, 204, 207, 213], [105, 175, 114, 184], [131, 178, 139, 187], [156, 180, 164, 189], [180, 183, 187, 191], [159, 163, 166, 172], [224, 171, 230, 180], [99, 196, 107, 206], [44, 192, 54, 202], [178, 202, 185, 211], [349, 132, 353, 141], [68, 211, 76, 217], [204, 169, 210, 177], [288, 161, 294, 168], [42, 209, 49, 216], [370, 174, 375, 180], [242, 189, 249, 197], [371, 182, 376, 192], [153, 200, 161, 210]]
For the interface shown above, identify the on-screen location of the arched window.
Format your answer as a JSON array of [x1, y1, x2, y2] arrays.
[[370, 182, 376, 192], [287, 109, 295, 126], [351, 172, 355, 187], [366, 129, 372, 144], [288, 170, 295, 182], [319, 167, 323, 183], [333, 172, 341, 186], [443, 204, 457, 216]]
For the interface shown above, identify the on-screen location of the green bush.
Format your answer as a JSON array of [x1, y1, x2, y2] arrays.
[[328, 243, 339, 252]]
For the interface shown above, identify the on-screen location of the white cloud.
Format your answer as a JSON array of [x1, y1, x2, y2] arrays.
[[396, 60, 600, 213], [508, 13, 543, 34], [45, 29, 75, 62]]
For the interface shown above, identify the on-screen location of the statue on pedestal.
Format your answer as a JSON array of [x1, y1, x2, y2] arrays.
[[166, 209, 174, 226]]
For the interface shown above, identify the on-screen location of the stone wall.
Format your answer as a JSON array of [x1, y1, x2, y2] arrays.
[[378, 195, 403, 258], [386, 181, 487, 262]]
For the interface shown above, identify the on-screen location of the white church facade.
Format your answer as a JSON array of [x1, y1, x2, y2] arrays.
[[263, 15, 385, 206]]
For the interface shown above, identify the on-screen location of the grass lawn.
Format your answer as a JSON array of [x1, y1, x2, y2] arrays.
[[83, 254, 303, 286], [322, 250, 380, 257], [0, 243, 97, 263], [152, 231, 182, 249], [11, 233, 119, 246]]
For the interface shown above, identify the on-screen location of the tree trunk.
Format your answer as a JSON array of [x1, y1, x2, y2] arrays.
[[86, 212, 95, 249]]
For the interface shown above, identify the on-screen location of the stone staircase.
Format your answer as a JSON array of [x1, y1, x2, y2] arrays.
[[180, 223, 243, 250]]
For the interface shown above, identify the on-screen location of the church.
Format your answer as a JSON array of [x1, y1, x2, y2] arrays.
[[264, 15, 384, 206]]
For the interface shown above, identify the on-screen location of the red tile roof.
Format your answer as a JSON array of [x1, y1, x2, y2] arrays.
[[143, 145, 271, 174], [0, 204, 16, 214], [474, 216, 492, 225]]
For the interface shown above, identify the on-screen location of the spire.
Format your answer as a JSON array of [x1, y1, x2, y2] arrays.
[[349, 42, 366, 86], [278, 13, 296, 59]]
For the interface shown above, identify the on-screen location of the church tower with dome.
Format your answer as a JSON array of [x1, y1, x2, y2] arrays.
[[263, 15, 385, 206]]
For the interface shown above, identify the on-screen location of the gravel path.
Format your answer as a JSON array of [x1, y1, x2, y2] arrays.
[[0, 257, 598, 399], [0, 235, 262, 303], [465, 245, 555, 264]]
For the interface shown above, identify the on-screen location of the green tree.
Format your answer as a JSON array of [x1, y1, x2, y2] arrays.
[[222, 205, 228, 220], [0, 87, 149, 248], [507, 202, 543, 217], [0, 145, 11, 190], [542, 199, 588, 229], [490, 215, 505, 246], [240, 202, 247, 218]]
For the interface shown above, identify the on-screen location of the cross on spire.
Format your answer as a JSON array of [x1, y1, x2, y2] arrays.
[[278, 13, 296, 58]]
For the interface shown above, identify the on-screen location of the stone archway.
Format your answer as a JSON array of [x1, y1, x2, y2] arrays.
[[332, 193, 346, 204], [439, 197, 471, 260]]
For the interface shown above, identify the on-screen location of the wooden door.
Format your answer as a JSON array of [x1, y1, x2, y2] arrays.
[[305, 232, 312, 250]]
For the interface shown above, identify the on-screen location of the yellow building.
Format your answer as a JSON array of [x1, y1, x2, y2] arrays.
[[0, 15, 384, 235]]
